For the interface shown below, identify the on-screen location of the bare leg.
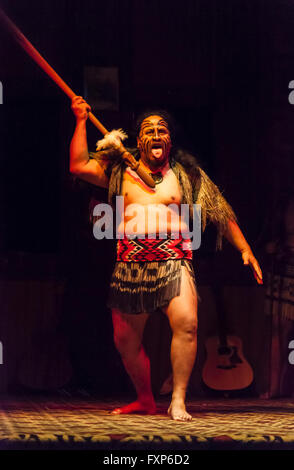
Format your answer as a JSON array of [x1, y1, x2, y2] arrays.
[[111, 309, 156, 415], [163, 266, 198, 421], [159, 372, 173, 395]]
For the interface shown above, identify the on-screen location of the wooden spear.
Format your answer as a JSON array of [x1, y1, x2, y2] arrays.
[[0, 7, 155, 188]]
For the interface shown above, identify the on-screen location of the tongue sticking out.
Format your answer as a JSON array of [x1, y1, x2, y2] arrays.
[[151, 148, 163, 158]]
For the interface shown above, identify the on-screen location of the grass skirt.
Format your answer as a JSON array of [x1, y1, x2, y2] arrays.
[[107, 259, 195, 314]]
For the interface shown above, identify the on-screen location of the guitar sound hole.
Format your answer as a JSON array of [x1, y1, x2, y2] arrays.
[[218, 346, 231, 356]]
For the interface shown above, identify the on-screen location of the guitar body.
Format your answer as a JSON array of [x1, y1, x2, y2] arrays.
[[202, 334, 254, 391]]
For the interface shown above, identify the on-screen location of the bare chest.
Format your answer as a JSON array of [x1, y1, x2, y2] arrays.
[[121, 167, 182, 207]]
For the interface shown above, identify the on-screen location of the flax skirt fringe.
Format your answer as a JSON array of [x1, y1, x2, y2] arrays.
[[107, 259, 196, 314]]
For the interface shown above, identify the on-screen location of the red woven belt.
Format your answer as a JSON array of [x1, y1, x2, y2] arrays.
[[116, 237, 192, 262]]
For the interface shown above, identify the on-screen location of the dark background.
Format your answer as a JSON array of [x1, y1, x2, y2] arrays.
[[0, 0, 293, 396]]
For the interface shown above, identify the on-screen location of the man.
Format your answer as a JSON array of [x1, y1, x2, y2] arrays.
[[70, 96, 263, 421]]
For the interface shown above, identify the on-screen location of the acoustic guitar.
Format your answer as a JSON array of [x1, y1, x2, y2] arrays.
[[202, 284, 254, 391]]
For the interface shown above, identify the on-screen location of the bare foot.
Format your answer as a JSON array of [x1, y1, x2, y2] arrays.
[[168, 399, 192, 421], [111, 399, 156, 415]]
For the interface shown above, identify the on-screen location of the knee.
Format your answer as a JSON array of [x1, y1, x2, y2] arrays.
[[184, 322, 198, 339], [175, 317, 198, 339], [113, 329, 141, 357], [113, 330, 129, 353]]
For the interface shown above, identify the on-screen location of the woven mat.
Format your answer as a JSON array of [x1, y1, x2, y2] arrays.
[[1, 397, 294, 449]]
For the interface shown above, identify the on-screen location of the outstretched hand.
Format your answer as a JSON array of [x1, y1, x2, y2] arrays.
[[241, 250, 263, 284]]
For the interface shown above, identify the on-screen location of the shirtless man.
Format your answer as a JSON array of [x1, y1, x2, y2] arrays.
[[70, 96, 263, 421]]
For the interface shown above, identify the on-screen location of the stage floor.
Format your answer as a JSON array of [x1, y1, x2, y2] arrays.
[[0, 396, 294, 450]]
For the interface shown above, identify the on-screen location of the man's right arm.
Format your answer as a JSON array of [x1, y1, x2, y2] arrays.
[[69, 96, 109, 188]]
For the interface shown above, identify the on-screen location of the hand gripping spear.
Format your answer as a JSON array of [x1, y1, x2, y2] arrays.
[[0, 8, 156, 188]]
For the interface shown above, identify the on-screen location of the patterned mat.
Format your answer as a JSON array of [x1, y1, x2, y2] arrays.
[[1, 397, 294, 449]]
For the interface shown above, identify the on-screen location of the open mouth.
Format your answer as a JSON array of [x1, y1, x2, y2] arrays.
[[151, 142, 163, 157]]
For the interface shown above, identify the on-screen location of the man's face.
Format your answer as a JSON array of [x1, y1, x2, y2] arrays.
[[137, 115, 171, 168]]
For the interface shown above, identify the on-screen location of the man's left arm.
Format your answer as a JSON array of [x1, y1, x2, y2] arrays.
[[195, 166, 263, 285], [224, 219, 263, 285]]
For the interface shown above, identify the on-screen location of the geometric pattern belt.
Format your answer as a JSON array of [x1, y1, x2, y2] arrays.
[[116, 237, 193, 262]]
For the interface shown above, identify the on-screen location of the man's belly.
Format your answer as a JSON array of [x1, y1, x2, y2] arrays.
[[117, 203, 189, 237]]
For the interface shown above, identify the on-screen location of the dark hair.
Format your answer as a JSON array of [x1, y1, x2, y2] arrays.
[[134, 109, 176, 140]]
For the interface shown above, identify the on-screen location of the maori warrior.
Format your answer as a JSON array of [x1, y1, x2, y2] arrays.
[[70, 99, 263, 421], [1, 8, 263, 421]]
